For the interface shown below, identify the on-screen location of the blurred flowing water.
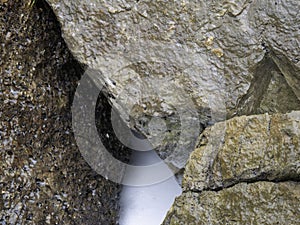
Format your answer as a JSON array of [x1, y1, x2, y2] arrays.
[[119, 137, 182, 225]]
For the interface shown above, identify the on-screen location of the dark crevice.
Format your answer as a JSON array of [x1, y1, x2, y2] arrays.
[[269, 51, 300, 101], [185, 176, 300, 194], [95, 89, 132, 164], [234, 48, 300, 117], [235, 54, 276, 116]]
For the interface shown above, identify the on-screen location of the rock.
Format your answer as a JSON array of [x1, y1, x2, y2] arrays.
[[184, 111, 300, 192], [44, 0, 300, 170], [163, 181, 300, 225], [257, 70, 300, 114], [0, 1, 128, 224], [163, 111, 300, 224]]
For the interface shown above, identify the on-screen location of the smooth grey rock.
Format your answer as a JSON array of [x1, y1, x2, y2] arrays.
[[45, 0, 300, 169]]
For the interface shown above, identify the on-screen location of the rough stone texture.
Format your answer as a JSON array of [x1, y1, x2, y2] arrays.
[[44, 0, 300, 170], [258, 70, 300, 114], [163, 111, 300, 224], [0, 1, 128, 224], [164, 181, 300, 225], [184, 111, 300, 192]]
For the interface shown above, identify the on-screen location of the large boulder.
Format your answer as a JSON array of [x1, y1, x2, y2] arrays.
[[184, 111, 300, 191], [0, 1, 127, 224], [163, 111, 300, 224], [45, 0, 300, 170], [164, 181, 300, 225]]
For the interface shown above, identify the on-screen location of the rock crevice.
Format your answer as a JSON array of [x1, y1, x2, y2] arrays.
[[163, 111, 300, 224]]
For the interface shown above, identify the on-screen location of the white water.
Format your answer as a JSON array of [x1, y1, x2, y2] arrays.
[[119, 138, 182, 225]]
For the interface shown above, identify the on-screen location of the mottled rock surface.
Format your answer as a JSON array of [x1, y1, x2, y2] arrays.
[[184, 111, 300, 192], [45, 0, 300, 170], [0, 1, 128, 224], [164, 181, 300, 225], [163, 111, 300, 224]]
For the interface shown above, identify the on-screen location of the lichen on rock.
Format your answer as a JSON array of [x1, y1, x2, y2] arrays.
[[163, 111, 300, 224], [184, 111, 300, 192], [164, 181, 300, 225], [2, 0, 300, 223]]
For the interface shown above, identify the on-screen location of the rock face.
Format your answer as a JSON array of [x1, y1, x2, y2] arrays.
[[163, 111, 300, 224], [0, 1, 128, 224], [2, 1, 299, 224], [45, 0, 300, 170], [184, 111, 300, 192], [163, 181, 300, 225]]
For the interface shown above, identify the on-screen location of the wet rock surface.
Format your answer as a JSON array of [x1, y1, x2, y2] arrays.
[[0, 1, 127, 224], [163, 111, 300, 224], [45, 0, 300, 170]]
